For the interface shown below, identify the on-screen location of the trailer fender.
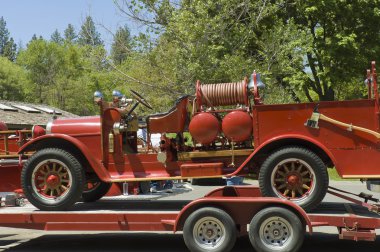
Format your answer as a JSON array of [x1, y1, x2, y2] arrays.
[[173, 197, 313, 234], [18, 134, 111, 181], [228, 134, 337, 176]]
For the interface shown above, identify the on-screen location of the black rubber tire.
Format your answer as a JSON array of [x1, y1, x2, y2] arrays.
[[82, 175, 112, 202], [21, 148, 85, 211], [249, 207, 304, 252], [258, 146, 328, 212], [183, 207, 237, 252], [139, 181, 151, 194]]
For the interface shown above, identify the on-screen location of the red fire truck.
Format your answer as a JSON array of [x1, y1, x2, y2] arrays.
[[13, 61, 380, 212], [0, 63, 379, 252]]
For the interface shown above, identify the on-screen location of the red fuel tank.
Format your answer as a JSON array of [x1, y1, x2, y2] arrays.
[[189, 112, 219, 145], [222, 111, 252, 142]]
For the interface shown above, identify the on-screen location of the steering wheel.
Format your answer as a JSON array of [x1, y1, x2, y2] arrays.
[[130, 89, 153, 110]]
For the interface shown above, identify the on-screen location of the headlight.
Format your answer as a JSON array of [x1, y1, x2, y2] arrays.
[[32, 125, 46, 138]]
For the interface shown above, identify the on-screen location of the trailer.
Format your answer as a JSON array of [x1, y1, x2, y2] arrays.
[[0, 186, 379, 252]]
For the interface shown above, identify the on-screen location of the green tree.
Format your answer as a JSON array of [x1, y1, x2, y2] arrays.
[[0, 17, 10, 55], [120, 0, 380, 103], [64, 24, 77, 43], [17, 39, 65, 103], [281, 0, 380, 101], [0, 56, 28, 100], [51, 29, 64, 44], [111, 25, 132, 65], [0, 17, 17, 61], [3, 37, 17, 61], [78, 16, 103, 46]]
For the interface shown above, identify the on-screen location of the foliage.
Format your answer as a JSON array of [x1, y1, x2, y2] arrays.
[[51, 29, 64, 45], [64, 24, 77, 43], [0, 56, 28, 100], [120, 0, 380, 102], [111, 25, 132, 65], [1, 1, 380, 118], [77, 16, 103, 46], [0, 16, 17, 61]]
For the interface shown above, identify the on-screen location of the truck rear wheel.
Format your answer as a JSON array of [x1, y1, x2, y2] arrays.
[[183, 207, 237, 252], [249, 207, 304, 252], [259, 146, 328, 212], [21, 148, 85, 211]]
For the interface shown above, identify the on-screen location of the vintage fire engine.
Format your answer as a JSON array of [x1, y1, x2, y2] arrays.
[[15, 62, 380, 212]]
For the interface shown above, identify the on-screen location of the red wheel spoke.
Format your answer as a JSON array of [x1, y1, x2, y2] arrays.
[[283, 164, 290, 173], [301, 171, 309, 176], [32, 159, 72, 200], [302, 184, 310, 190], [272, 158, 315, 202], [283, 189, 290, 196], [277, 184, 287, 190]]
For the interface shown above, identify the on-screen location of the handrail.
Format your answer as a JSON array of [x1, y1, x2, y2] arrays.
[[0, 130, 32, 156]]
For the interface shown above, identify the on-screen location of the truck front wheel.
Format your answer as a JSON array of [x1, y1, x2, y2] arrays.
[[259, 146, 328, 212], [21, 148, 85, 211], [183, 207, 237, 252]]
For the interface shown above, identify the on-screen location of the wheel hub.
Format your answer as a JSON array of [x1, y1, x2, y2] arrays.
[[206, 229, 214, 238], [261, 217, 291, 247], [193, 217, 225, 249], [46, 174, 60, 188], [287, 174, 300, 187]]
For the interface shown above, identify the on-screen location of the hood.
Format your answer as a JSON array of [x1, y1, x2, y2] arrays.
[[47, 116, 101, 135]]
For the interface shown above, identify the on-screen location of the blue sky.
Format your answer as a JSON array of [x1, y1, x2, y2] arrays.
[[0, 0, 139, 50]]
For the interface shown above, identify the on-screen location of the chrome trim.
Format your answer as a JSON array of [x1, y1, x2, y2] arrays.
[[46, 120, 53, 134], [31, 125, 36, 138]]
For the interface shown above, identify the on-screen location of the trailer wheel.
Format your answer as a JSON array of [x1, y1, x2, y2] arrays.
[[249, 207, 304, 252], [259, 146, 328, 212], [82, 174, 111, 202], [21, 148, 85, 211], [183, 207, 237, 252]]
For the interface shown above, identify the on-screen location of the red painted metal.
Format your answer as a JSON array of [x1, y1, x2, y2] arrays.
[[222, 111, 252, 142], [189, 112, 220, 145], [0, 122, 7, 131], [0, 186, 378, 245]]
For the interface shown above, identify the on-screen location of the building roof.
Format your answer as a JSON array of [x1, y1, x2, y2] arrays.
[[0, 100, 78, 129]]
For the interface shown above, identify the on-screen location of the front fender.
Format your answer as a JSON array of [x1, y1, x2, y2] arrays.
[[18, 134, 111, 181]]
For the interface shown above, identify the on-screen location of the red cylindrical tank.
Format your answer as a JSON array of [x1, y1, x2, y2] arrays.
[[189, 113, 219, 145], [222, 111, 252, 142]]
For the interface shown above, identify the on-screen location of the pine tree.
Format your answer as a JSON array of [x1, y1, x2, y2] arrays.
[[51, 29, 63, 44], [64, 24, 77, 43], [111, 25, 132, 65], [0, 17, 17, 61], [31, 34, 38, 41], [78, 16, 103, 46], [0, 16, 10, 55], [3, 37, 17, 61]]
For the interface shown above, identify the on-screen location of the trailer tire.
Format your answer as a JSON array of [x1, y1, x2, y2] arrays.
[[21, 148, 85, 211], [259, 146, 328, 212], [249, 207, 304, 252], [183, 207, 237, 252], [82, 175, 111, 202]]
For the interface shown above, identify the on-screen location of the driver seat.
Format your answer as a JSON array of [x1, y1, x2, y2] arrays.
[[147, 95, 189, 133]]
